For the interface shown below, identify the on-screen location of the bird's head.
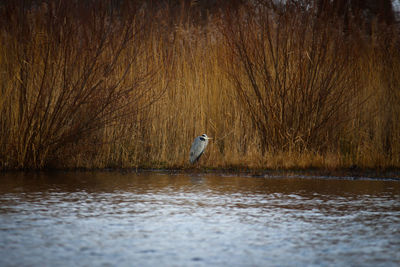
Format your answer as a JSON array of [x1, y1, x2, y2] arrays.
[[201, 134, 212, 140]]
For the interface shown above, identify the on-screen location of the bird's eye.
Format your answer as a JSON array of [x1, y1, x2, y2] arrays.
[[199, 137, 205, 141]]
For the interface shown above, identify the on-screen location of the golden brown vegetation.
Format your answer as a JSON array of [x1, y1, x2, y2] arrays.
[[0, 0, 399, 170]]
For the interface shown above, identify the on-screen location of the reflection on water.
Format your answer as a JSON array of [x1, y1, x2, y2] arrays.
[[0, 171, 399, 266]]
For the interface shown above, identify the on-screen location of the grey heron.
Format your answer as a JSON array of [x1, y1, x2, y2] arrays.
[[189, 134, 212, 164]]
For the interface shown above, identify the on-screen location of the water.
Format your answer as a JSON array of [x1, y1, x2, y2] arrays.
[[0, 171, 399, 267]]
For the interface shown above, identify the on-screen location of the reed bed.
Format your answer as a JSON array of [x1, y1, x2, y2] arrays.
[[0, 0, 399, 170]]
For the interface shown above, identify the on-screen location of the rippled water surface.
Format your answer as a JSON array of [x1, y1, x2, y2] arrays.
[[0, 171, 399, 266]]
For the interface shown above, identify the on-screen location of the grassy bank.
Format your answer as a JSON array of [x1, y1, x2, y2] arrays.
[[1, 1, 399, 170]]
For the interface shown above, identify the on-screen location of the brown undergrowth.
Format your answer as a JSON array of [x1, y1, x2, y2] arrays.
[[0, 1, 399, 170]]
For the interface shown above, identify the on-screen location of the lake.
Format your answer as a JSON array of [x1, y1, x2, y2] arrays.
[[0, 171, 399, 266]]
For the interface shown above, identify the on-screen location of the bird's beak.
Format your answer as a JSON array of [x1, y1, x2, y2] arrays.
[[206, 137, 213, 139]]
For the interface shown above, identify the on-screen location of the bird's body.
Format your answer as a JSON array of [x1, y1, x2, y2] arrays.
[[189, 134, 212, 164]]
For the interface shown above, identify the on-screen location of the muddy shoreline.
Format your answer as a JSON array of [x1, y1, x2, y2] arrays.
[[5, 167, 399, 181]]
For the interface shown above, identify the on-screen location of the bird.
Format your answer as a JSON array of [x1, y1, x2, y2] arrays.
[[189, 134, 212, 164]]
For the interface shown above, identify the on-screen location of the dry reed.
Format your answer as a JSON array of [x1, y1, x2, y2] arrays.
[[0, 0, 399, 170]]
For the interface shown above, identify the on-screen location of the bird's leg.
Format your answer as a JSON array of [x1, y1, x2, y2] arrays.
[[193, 160, 201, 170]]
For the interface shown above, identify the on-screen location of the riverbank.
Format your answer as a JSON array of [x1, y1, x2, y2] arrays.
[[3, 166, 399, 181], [1, 1, 399, 170], [132, 167, 400, 180]]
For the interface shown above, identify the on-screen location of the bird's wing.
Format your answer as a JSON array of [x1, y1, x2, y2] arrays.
[[189, 138, 205, 163]]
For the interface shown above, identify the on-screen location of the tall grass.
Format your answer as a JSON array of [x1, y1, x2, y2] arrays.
[[222, 3, 361, 154], [0, 1, 167, 169], [0, 0, 399, 170]]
